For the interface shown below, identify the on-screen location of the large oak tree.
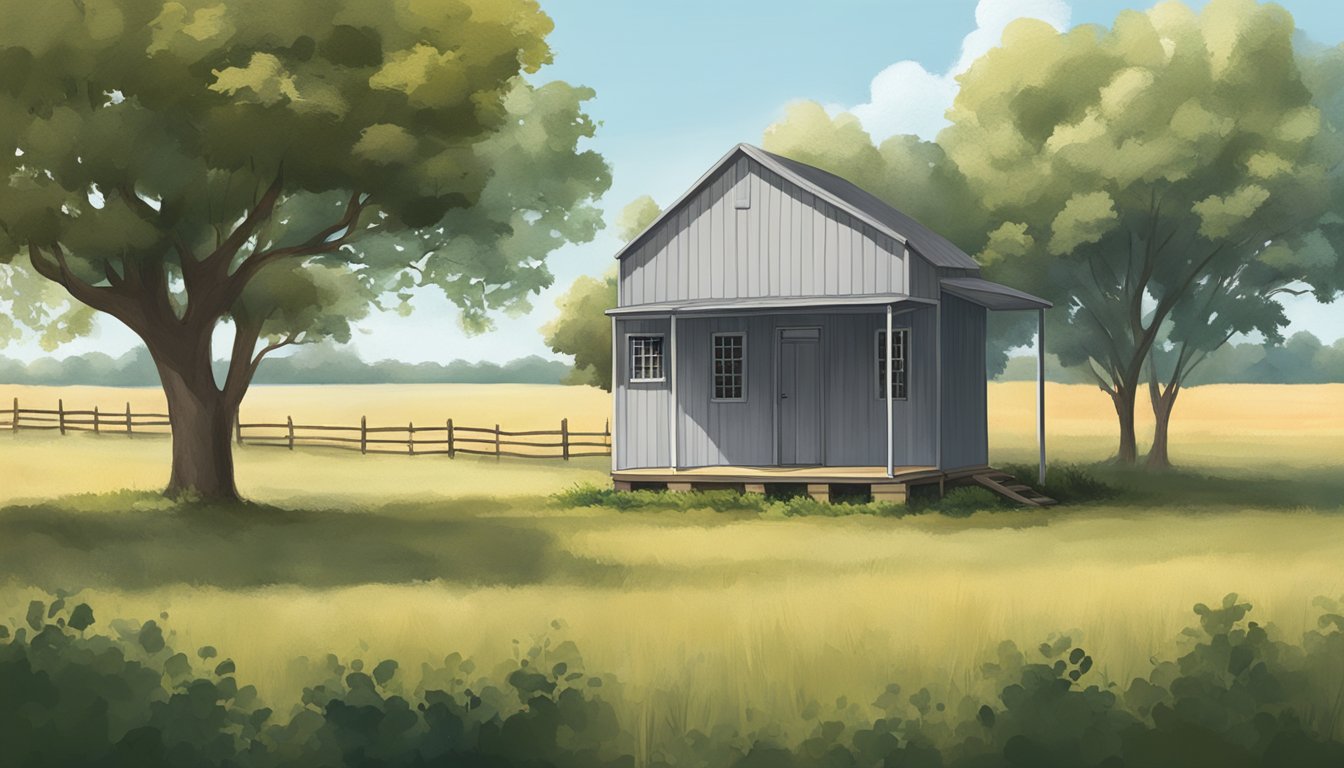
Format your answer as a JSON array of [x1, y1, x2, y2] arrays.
[[0, 0, 610, 500]]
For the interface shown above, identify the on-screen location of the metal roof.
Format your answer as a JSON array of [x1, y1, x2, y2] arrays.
[[746, 146, 981, 270], [606, 293, 936, 316], [612, 143, 982, 271], [940, 277, 1052, 311]]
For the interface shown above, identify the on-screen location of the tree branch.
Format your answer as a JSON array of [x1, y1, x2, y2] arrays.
[[202, 171, 285, 274], [27, 242, 141, 328], [212, 191, 368, 318]]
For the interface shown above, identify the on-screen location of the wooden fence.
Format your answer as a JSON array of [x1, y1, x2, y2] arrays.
[[1, 397, 611, 460]]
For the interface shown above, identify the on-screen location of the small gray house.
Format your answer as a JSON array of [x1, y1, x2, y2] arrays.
[[607, 144, 1052, 504]]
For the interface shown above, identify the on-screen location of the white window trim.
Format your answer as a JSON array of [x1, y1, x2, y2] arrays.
[[627, 333, 666, 383], [710, 331, 748, 403], [875, 328, 910, 401]]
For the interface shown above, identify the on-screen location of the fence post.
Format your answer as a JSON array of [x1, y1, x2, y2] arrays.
[[561, 418, 569, 460], [58, 399, 65, 435], [494, 424, 501, 461], [93, 406, 100, 434], [287, 416, 294, 450], [446, 419, 454, 458], [605, 419, 611, 452], [12, 397, 18, 432], [235, 415, 243, 446], [408, 422, 414, 456], [360, 416, 367, 455], [125, 402, 132, 436]]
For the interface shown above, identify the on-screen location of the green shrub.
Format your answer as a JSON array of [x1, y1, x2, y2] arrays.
[[554, 484, 767, 513], [5, 594, 1344, 767], [1000, 462, 1118, 504], [909, 486, 1007, 517]]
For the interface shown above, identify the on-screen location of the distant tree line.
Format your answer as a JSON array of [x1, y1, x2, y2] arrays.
[[996, 331, 1344, 385], [0, 346, 574, 387]]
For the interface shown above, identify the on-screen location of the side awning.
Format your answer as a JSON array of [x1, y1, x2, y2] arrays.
[[940, 277, 1052, 311]]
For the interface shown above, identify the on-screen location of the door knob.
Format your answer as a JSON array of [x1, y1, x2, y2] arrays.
[[780, 393, 789, 399]]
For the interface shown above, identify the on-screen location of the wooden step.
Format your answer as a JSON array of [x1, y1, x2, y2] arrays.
[[972, 471, 1058, 508]]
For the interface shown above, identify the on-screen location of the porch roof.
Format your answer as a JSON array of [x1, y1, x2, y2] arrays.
[[605, 293, 935, 317], [940, 277, 1052, 311]]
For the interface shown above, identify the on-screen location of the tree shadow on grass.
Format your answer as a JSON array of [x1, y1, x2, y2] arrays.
[[1089, 465, 1344, 510], [0, 494, 627, 591]]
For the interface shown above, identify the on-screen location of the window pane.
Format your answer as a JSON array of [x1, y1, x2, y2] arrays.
[[877, 329, 909, 399], [713, 334, 745, 399], [630, 336, 664, 381]]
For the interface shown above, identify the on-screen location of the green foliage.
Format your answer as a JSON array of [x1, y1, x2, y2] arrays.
[[615, 195, 663, 242], [543, 271, 617, 391], [0, 0, 612, 498], [553, 484, 767, 513], [999, 463, 1118, 505], [0, 346, 579, 386], [943, 0, 1344, 461], [541, 196, 661, 392], [5, 594, 1344, 767], [909, 486, 1009, 517]]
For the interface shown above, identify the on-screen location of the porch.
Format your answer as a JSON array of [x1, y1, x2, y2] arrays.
[[611, 463, 992, 503]]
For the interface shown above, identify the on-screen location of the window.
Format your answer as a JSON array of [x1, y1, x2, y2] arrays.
[[712, 333, 746, 401], [876, 329, 909, 400], [629, 335, 665, 382]]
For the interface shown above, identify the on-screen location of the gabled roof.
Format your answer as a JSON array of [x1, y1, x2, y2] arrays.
[[613, 143, 981, 271]]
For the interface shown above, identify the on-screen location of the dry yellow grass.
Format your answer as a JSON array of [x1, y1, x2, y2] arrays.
[[3, 382, 614, 432]]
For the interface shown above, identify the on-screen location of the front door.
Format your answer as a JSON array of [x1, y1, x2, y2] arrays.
[[778, 328, 822, 465]]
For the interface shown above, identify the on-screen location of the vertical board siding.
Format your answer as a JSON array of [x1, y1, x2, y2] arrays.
[[619, 158, 936, 307], [939, 294, 989, 469], [613, 317, 671, 470]]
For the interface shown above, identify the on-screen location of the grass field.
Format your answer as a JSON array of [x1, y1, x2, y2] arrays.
[[1, 382, 1342, 751]]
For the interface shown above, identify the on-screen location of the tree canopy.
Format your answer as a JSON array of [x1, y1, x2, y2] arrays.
[[940, 0, 1342, 463], [543, 196, 660, 391], [0, 0, 611, 499]]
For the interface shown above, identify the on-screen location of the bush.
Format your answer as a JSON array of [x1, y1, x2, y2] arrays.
[[1000, 462, 1118, 504], [553, 484, 767, 513], [908, 486, 1007, 517], [7, 594, 1344, 767]]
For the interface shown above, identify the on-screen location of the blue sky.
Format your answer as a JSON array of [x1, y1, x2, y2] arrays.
[[11, 0, 1343, 364]]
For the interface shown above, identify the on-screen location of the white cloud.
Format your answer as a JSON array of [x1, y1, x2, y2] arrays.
[[848, 0, 1072, 142]]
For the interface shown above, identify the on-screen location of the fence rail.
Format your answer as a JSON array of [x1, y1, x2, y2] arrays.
[[2, 397, 610, 460]]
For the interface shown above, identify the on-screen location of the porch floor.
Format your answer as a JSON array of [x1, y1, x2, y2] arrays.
[[612, 465, 967, 485]]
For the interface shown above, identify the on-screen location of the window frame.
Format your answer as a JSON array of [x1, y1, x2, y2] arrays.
[[874, 327, 910, 401], [710, 331, 747, 403], [627, 333, 667, 384]]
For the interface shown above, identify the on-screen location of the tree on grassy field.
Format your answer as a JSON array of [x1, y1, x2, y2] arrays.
[[941, 0, 1343, 465], [0, 0, 610, 501], [543, 196, 660, 391]]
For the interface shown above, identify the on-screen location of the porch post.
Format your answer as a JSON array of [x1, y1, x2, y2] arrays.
[[610, 315, 618, 474], [885, 303, 894, 478], [669, 313, 678, 471], [1036, 308, 1046, 486]]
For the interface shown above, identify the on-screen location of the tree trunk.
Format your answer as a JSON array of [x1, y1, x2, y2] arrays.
[[150, 336, 242, 503], [1110, 385, 1139, 465], [1146, 385, 1178, 470]]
